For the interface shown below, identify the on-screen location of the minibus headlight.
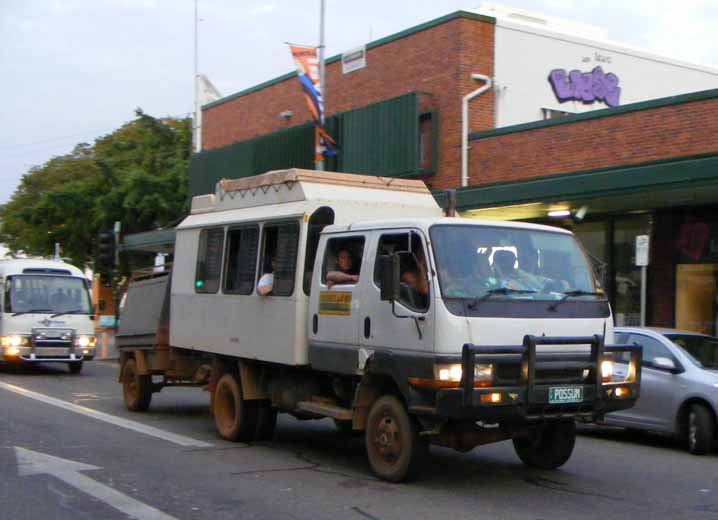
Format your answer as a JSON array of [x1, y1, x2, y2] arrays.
[[74, 335, 97, 348], [2, 335, 29, 348]]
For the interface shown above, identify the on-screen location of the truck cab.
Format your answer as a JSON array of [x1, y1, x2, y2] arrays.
[[0, 259, 96, 373]]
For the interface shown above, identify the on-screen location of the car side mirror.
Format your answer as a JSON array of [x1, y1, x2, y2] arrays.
[[379, 254, 400, 302], [652, 356, 677, 372]]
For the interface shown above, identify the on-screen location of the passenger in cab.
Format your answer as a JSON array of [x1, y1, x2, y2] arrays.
[[326, 248, 359, 288]]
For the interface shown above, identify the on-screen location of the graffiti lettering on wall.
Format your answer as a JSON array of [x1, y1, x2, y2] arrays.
[[548, 66, 621, 107]]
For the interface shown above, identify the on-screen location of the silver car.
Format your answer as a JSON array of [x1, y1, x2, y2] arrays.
[[603, 327, 718, 454]]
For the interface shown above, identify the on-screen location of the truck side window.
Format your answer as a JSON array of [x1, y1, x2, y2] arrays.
[[303, 207, 335, 296], [374, 232, 429, 312], [224, 225, 259, 295], [322, 237, 365, 288], [259, 221, 300, 297], [195, 228, 224, 294]]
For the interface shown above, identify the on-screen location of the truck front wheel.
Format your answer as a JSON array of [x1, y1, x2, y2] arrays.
[[122, 358, 152, 412], [213, 373, 258, 442], [513, 420, 576, 469], [365, 395, 428, 482]]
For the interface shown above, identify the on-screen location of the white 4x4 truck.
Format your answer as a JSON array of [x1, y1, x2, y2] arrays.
[[117, 169, 641, 482]]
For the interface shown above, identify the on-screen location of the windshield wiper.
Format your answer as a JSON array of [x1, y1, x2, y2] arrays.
[[548, 290, 604, 311], [474, 287, 537, 304], [11, 308, 52, 317], [51, 309, 90, 318]]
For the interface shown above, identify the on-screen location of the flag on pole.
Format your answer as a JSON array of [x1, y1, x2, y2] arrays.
[[288, 44, 336, 161]]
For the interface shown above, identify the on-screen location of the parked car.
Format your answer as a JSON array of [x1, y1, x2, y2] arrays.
[[603, 327, 718, 454]]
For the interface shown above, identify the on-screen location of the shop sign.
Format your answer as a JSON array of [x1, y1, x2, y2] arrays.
[[548, 66, 621, 107], [342, 45, 366, 74]]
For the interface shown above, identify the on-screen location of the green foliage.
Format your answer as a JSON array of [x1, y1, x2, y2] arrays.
[[0, 110, 191, 268]]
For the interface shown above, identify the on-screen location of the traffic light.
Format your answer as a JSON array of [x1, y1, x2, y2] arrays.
[[96, 230, 116, 273]]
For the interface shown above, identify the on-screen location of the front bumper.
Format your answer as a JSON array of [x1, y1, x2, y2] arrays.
[[1, 346, 95, 363], [434, 335, 642, 423]]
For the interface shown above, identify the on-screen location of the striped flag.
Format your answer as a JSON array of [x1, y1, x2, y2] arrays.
[[289, 44, 336, 161]]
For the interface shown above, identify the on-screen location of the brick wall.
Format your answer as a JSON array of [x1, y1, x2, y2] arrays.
[[202, 15, 495, 191], [468, 98, 718, 186]]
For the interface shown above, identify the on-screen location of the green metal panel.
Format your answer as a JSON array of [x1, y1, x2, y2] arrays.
[[341, 93, 420, 177]]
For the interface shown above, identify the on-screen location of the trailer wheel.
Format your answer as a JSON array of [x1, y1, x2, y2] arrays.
[[513, 420, 576, 469], [68, 361, 83, 374], [688, 404, 716, 455], [365, 395, 427, 482], [122, 358, 152, 412], [253, 400, 277, 441], [213, 373, 258, 442]]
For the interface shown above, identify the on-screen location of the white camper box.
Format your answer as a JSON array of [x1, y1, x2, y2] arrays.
[[170, 169, 442, 365]]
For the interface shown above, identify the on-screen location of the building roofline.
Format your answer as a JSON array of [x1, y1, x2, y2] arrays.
[[469, 88, 718, 141], [202, 10, 494, 111]]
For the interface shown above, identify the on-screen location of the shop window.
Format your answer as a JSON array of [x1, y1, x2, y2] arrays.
[[258, 221, 300, 297], [322, 237, 365, 287], [224, 225, 259, 295], [303, 207, 335, 295], [613, 215, 652, 326], [195, 228, 224, 294]]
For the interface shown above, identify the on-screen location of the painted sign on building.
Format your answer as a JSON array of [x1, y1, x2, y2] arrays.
[[548, 66, 621, 107], [342, 45, 367, 74]]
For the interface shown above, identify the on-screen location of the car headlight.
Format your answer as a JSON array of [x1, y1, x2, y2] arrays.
[[435, 363, 494, 386], [2, 335, 29, 348], [73, 335, 97, 348]]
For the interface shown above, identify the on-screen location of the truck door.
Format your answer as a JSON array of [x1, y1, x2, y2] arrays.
[[359, 230, 434, 353], [309, 234, 367, 348]]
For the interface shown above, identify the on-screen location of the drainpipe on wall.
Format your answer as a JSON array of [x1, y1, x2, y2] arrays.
[[461, 74, 493, 188]]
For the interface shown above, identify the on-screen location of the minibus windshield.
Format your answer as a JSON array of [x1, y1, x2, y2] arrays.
[[4, 275, 92, 315]]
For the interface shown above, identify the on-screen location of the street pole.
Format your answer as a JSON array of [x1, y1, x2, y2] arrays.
[[316, 0, 326, 171], [193, 0, 200, 153]]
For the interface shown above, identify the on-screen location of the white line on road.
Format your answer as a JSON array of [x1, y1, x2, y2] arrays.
[[0, 381, 213, 448], [16, 446, 178, 520]]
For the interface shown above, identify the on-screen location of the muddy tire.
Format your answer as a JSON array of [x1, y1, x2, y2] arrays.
[[213, 373, 258, 442], [68, 361, 83, 374], [253, 400, 277, 441], [122, 358, 152, 412], [688, 404, 716, 455], [365, 395, 428, 482], [513, 420, 576, 469]]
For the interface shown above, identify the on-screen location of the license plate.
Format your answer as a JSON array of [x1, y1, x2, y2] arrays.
[[548, 386, 583, 404]]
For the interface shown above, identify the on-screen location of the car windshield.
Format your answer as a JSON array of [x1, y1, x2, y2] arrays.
[[430, 224, 602, 301], [4, 275, 92, 314], [665, 334, 718, 369]]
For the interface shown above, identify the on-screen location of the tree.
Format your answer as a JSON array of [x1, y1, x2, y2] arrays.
[[0, 110, 191, 268]]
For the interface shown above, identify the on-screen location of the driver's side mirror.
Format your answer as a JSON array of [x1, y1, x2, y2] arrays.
[[652, 356, 679, 372], [379, 254, 400, 302]]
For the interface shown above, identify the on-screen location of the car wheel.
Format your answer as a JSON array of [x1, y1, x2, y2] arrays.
[[513, 420, 576, 469], [688, 404, 716, 455]]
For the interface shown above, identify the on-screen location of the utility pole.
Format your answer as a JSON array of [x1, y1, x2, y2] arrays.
[[316, 0, 326, 171], [193, 0, 200, 153]]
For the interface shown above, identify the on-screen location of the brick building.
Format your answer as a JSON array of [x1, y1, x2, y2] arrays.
[[177, 7, 718, 333]]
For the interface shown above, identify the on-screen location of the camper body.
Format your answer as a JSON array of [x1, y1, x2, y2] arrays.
[[117, 170, 641, 481]]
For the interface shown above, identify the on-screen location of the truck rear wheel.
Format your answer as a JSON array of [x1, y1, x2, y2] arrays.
[[253, 400, 277, 441], [365, 395, 427, 482], [513, 420, 576, 469], [213, 373, 258, 442], [122, 358, 152, 412]]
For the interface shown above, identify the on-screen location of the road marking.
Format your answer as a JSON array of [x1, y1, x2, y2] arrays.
[[0, 382, 212, 448], [15, 447, 178, 520]]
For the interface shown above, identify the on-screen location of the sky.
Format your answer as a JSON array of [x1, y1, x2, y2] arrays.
[[1, 0, 717, 205]]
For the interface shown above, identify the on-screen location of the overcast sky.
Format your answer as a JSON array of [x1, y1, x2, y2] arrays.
[[1, 0, 717, 204]]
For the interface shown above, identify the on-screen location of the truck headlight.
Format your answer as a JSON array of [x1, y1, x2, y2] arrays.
[[73, 335, 97, 348], [2, 335, 29, 347], [601, 359, 614, 382], [435, 363, 494, 385]]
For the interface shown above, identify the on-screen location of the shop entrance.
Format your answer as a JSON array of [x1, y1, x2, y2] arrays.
[[675, 264, 718, 335]]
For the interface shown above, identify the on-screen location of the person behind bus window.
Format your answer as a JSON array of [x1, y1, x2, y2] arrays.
[[257, 257, 276, 296], [326, 248, 359, 288]]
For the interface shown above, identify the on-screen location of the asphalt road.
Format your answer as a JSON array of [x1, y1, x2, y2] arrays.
[[1, 361, 716, 520]]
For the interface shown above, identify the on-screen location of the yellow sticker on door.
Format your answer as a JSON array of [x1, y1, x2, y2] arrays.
[[319, 291, 352, 316]]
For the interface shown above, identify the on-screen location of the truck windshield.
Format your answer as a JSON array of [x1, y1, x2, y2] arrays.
[[665, 334, 718, 369], [430, 224, 601, 301], [4, 275, 92, 315]]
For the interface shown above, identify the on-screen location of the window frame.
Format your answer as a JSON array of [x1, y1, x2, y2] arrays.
[[195, 227, 225, 294], [223, 223, 260, 295]]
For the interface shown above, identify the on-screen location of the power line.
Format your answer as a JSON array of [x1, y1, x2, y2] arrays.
[[0, 126, 120, 151]]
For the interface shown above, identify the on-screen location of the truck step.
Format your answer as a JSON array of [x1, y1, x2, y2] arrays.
[[296, 400, 353, 420]]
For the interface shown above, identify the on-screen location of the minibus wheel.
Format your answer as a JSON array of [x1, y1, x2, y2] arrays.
[[68, 361, 83, 374], [513, 419, 576, 469]]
